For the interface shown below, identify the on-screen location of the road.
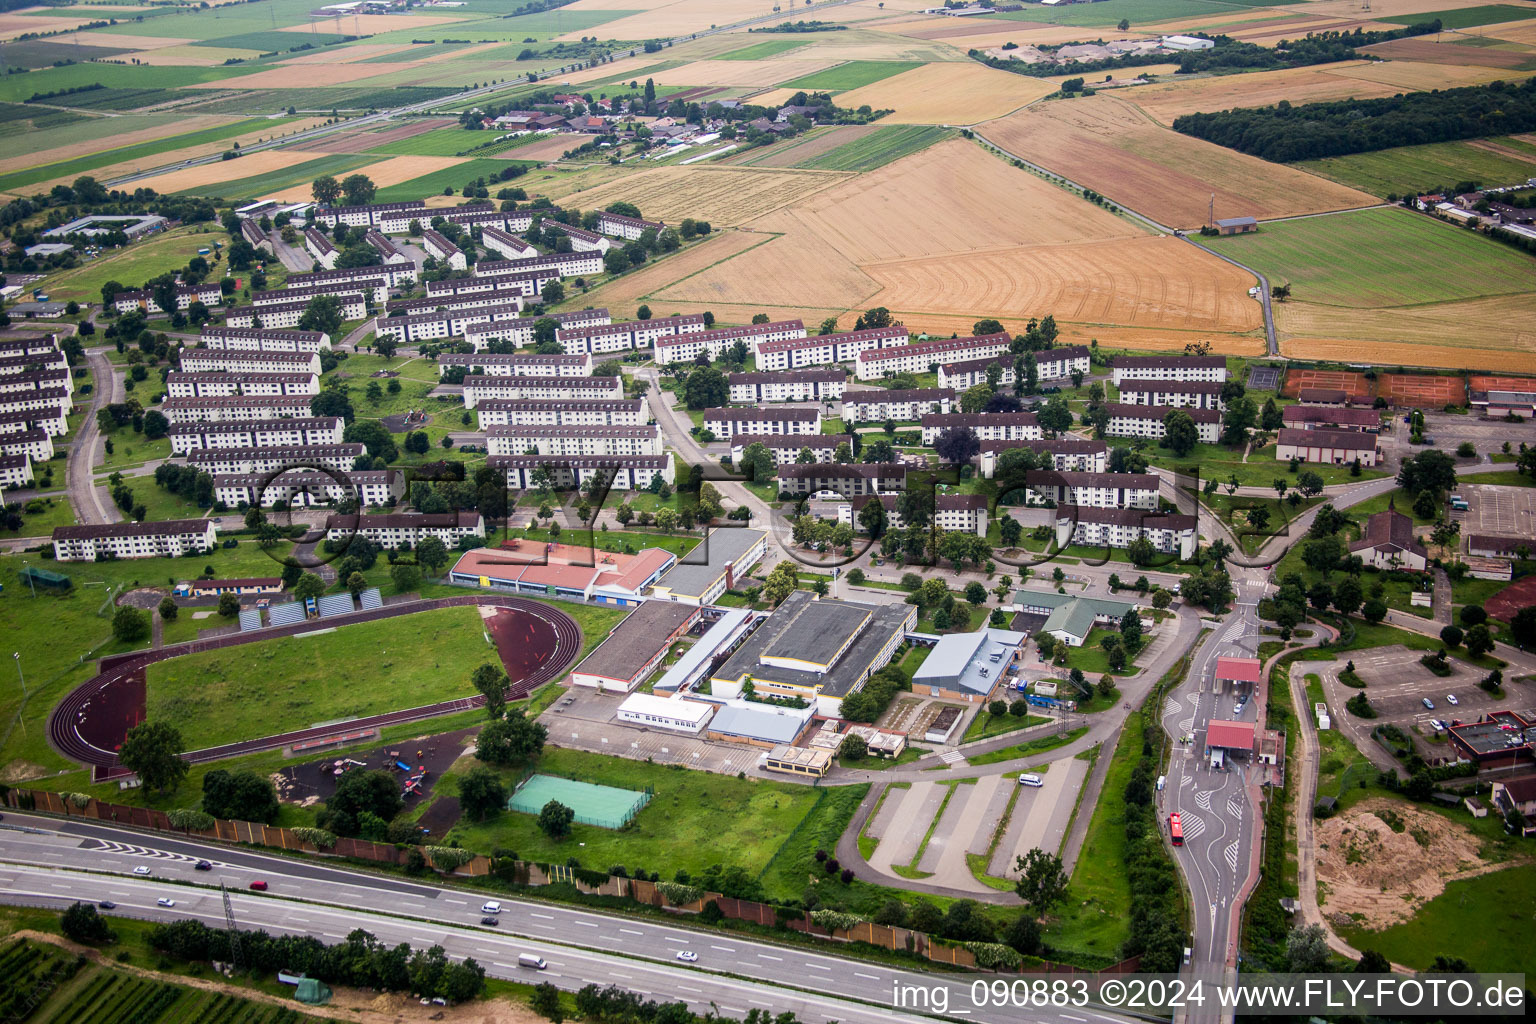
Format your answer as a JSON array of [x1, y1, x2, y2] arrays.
[[1158, 567, 1269, 1024], [66, 346, 119, 526], [0, 813, 1140, 1024]]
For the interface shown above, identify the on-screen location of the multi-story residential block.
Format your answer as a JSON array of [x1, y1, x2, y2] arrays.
[[286, 261, 413, 291], [1117, 378, 1226, 410], [855, 332, 1009, 381], [702, 406, 821, 438], [487, 454, 674, 491], [596, 210, 664, 240], [421, 228, 466, 270], [937, 346, 1091, 390], [225, 294, 367, 330], [475, 250, 605, 279], [112, 282, 223, 314], [487, 424, 663, 457], [168, 417, 345, 454], [729, 434, 852, 465], [479, 225, 538, 261], [165, 371, 318, 398], [0, 406, 67, 437], [462, 308, 610, 351], [186, 443, 365, 475], [559, 223, 611, 253], [920, 411, 1041, 446], [556, 314, 707, 356], [384, 288, 532, 316], [756, 326, 909, 372], [727, 369, 845, 404], [213, 469, 403, 509], [0, 369, 70, 396], [976, 438, 1108, 476], [474, 397, 650, 430], [1110, 355, 1227, 386], [1275, 427, 1380, 467], [426, 267, 558, 298], [261, 276, 384, 305], [0, 428, 53, 463], [326, 510, 486, 550], [776, 462, 904, 498], [437, 353, 592, 378], [443, 207, 534, 233], [0, 453, 32, 489], [161, 395, 316, 424], [375, 302, 526, 345], [200, 327, 331, 353], [1102, 402, 1221, 444], [844, 387, 954, 423], [461, 375, 623, 408], [839, 492, 989, 537], [0, 336, 63, 359], [1055, 506, 1198, 560], [179, 349, 321, 376], [654, 320, 806, 366], [0, 387, 70, 421], [315, 200, 426, 230], [52, 519, 217, 562], [365, 229, 412, 267], [0, 350, 67, 375], [1025, 470, 1160, 509], [303, 227, 338, 269]]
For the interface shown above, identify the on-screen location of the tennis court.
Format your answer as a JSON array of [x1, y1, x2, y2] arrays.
[[508, 773, 652, 828], [1379, 373, 1466, 407], [1281, 368, 1372, 403], [1247, 365, 1281, 391]]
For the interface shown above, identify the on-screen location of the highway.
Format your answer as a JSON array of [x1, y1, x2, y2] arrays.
[[0, 813, 1140, 1024]]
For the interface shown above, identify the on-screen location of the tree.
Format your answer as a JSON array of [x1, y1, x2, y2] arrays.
[[156, 596, 178, 622], [1260, 396, 1283, 431], [1510, 605, 1536, 648], [539, 799, 575, 838], [416, 536, 449, 576], [112, 605, 150, 643], [347, 571, 368, 598], [202, 768, 279, 823], [340, 173, 377, 206], [471, 662, 511, 719], [62, 902, 116, 945], [298, 294, 344, 336], [119, 721, 188, 794], [965, 581, 988, 606], [1013, 848, 1069, 915], [1037, 396, 1073, 436], [293, 572, 327, 602], [934, 426, 980, 466], [142, 409, 169, 441], [217, 592, 241, 618], [312, 175, 342, 205], [1161, 410, 1198, 456], [1333, 574, 1364, 617], [858, 496, 888, 538], [531, 982, 564, 1023], [391, 562, 421, 592], [839, 734, 868, 762], [475, 712, 547, 766], [1221, 396, 1257, 446], [740, 441, 775, 483], [1397, 449, 1457, 498], [682, 365, 728, 410], [458, 766, 507, 822], [1286, 923, 1331, 973], [1003, 912, 1042, 956], [1439, 624, 1464, 649], [1464, 624, 1494, 659], [325, 769, 402, 834], [1362, 598, 1388, 624]]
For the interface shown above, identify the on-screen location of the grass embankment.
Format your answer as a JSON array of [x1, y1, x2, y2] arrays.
[[962, 711, 1051, 744]]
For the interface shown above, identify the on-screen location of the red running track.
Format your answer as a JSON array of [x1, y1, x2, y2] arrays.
[[48, 595, 584, 781]]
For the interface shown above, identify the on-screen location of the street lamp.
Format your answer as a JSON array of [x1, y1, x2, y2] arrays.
[[13, 651, 24, 697], [21, 560, 35, 598]]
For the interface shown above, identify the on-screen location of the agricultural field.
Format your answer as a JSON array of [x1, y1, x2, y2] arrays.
[[1293, 137, 1536, 198], [727, 125, 876, 167], [980, 0, 1289, 26], [146, 606, 494, 751], [780, 60, 922, 92], [539, 164, 850, 226], [1379, 4, 1536, 29], [171, 152, 378, 199], [1275, 295, 1536, 371], [718, 38, 813, 61], [370, 156, 536, 202], [981, 93, 1378, 228], [837, 59, 1054, 125], [799, 124, 954, 172]]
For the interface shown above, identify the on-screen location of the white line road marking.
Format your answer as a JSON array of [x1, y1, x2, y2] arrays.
[[807, 963, 831, 970], [757, 953, 783, 961], [530, 913, 554, 919], [711, 945, 735, 952], [621, 928, 644, 935], [1062, 1015, 1087, 1022], [679, 986, 702, 993], [575, 921, 597, 928], [854, 972, 880, 980]]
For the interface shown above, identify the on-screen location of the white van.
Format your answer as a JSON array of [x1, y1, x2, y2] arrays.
[[1018, 773, 1043, 788], [481, 901, 502, 915], [1156, 775, 1166, 792], [517, 953, 547, 970]]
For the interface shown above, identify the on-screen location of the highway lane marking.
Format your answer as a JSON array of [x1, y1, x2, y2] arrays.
[[678, 985, 702, 993], [530, 913, 554, 919], [807, 963, 831, 971], [621, 928, 644, 935], [610, 973, 633, 980], [1062, 1015, 1087, 1022], [757, 953, 783, 960], [574, 920, 597, 927], [711, 945, 735, 953], [854, 973, 879, 980]]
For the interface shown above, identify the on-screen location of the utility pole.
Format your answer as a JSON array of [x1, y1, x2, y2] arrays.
[[220, 883, 242, 971]]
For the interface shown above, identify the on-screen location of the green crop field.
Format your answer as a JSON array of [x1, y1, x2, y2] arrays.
[[360, 41, 467, 62], [1380, 5, 1534, 29], [800, 125, 953, 172], [984, 0, 1283, 27], [1294, 139, 1536, 199], [719, 38, 813, 61], [373, 157, 534, 201], [444, 746, 824, 884], [195, 29, 350, 52], [0, 117, 279, 194], [146, 606, 494, 750], [0, 62, 246, 104], [173, 152, 376, 199], [780, 61, 920, 92], [1201, 207, 1536, 307], [367, 125, 495, 156]]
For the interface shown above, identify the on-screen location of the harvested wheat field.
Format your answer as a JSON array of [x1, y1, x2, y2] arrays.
[[1315, 798, 1493, 930], [494, 135, 583, 163], [1483, 18, 1536, 45], [862, 236, 1262, 335], [0, 114, 242, 176], [316, 118, 457, 154], [127, 44, 264, 66], [741, 88, 802, 108], [280, 43, 419, 64], [837, 61, 1052, 125], [1277, 293, 1536, 373], [982, 94, 1376, 228], [1326, 59, 1525, 91], [190, 62, 400, 89], [127, 150, 339, 195], [258, 155, 466, 201], [729, 126, 876, 167], [533, 166, 849, 227], [278, 13, 466, 34], [771, 138, 1136, 264], [560, 0, 782, 41], [1130, 63, 1411, 123], [654, 217, 881, 311], [648, 59, 836, 88], [1358, 35, 1536, 67]]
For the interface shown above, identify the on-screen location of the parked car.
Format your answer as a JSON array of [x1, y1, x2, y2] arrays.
[[1446, 694, 1459, 706], [1018, 774, 1044, 788]]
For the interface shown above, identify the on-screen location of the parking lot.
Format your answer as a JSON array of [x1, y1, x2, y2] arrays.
[[1454, 482, 1536, 539], [540, 686, 767, 776], [1323, 647, 1500, 757]]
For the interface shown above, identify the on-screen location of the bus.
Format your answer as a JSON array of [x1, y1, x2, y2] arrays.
[[1169, 812, 1184, 846]]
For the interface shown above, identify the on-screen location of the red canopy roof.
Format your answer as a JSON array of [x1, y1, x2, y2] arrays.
[[1206, 720, 1256, 751], [1216, 656, 1262, 683]]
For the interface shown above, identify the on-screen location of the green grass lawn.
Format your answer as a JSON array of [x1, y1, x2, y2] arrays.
[[174, 151, 376, 199], [1061, 628, 1141, 677], [38, 225, 231, 303], [100, 432, 171, 473], [779, 61, 919, 92], [1142, 440, 1385, 489], [1294, 137, 1536, 199], [966, 726, 1087, 767], [444, 747, 824, 882], [1202, 206, 1536, 308], [508, 524, 701, 559], [1, 494, 73, 537], [146, 605, 494, 750], [963, 711, 1051, 744], [718, 38, 812, 60], [800, 125, 953, 173]]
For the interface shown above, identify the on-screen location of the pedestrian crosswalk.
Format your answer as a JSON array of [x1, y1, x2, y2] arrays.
[[939, 749, 966, 765]]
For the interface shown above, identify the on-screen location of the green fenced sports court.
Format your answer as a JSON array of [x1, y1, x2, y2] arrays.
[[509, 773, 652, 828]]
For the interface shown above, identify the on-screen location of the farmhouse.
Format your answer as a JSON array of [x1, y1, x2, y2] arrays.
[[655, 319, 806, 366], [451, 543, 674, 607], [186, 443, 365, 475], [1110, 355, 1227, 386], [702, 406, 821, 438], [167, 417, 344, 454], [474, 397, 650, 430], [1014, 589, 1141, 648], [52, 519, 217, 562], [328, 511, 485, 550], [756, 326, 909, 372], [730, 434, 851, 465], [844, 387, 953, 423], [920, 411, 1041, 446], [1274, 427, 1379, 467], [486, 424, 664, 457], [461, 375, 624, 408], [977, 438, 1108, 476], [1117, 379, 1226, 410], [437, 353, 592, 378], [487, 454, 673, 491], [213, 469, 402, 509], [570, 602, 701, 691], [160, 396, 314, 424], [1281, 406, 1380, 432], [201, 326, 331, 353], [1103, 402, 1221, 444], [856, 332, 1010, 381], [777, 463, 905, 498], [709, 589, 914, 716], [1025, 470, 1160, 509], [227, 294, 366, 330], [596, 210, 665, 240], [840, 493, 988, 537], [912, 628, 1025, 703], [728, 369, 845, 404], [648, 528, 768, 606], [1348, 506, 1428, 571], [937, 346, 1091, 390], [1055, 506, 1198, 560]]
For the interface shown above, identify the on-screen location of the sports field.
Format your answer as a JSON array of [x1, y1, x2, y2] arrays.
[[145, 606, 494, 751], [38, 226, 229, 303], [1294, 137, 1536, 198], [1203, 206, 1536, 307], [509, 773, 650, 828]]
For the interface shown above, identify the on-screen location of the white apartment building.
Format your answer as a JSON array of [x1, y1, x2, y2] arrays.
[[839, 493, 988, 537], [936, 345, 1091, 390], [365, 230, 412, 267], [438, 353, 592, 378], [0, 349, 67, 375], [179, 350, 321, 376], [1102, 403, 1221, 444], [225, 295, 367, 331], [0, 336, 63, 358], [728, 369, 845, 404], [376, 302, 525, 345], [560, 223, 612, 253], [443, 207, 534, 233], [0, 388, 72, 420], [287, 261, 414, 291], [556, 314, 707, 356], [200, 327, 331, 353], [976, 438, 1108, 477], [475, 249, 605, 279], [0, 406, 67, 437], [702, 406, 821, 438], [303, 227, 338, 269], [461, 307, 611, 351], [1110, 355, 1227, 386], [487, 454, 674, 491], [596, 210, 664, 240], [776, 463, 905, 498], [844, 387, 954, 423], [421, 228, 466, 270], [384, 288, 532, 316], [0, 428, 53, 463], [653, 320, 806, 366], [1117, 378, 1225, 410], [1055, 506, 1198, 561], [729, 433, 851, 465], [52, 519, 217, 562], [855, 332, 1010, 381], [475, 397, 650, 430], [160, 395, 316, 425], [315, 200, 426, 230], [755, 325, 909, 372], [920, 411, 1042, 446], [168, 416, 345, 454], [479, 225, 539, 261], [165, 371, 318, 398], [487, 424, 663, 457], [260, 277, 384, 305], [326, 511, 486, 550], [111, 282, 222, 314], [461, 375, 624, 408], [0, 369, 69, 396], [0, 453, 32, 489], [1025, 471, 1160, 509], [214, 469, 403, 509], [186, 443, 365, 475], [427, 268, 558, 299]]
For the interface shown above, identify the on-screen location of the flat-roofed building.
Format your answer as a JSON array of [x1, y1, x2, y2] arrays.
[[1275, 427, 1379, 467], [570, 602, 701, 691], [616, 692, 714, 733], [705, 701, 816, 748], [53, 519, 217, 562], [764, 744, 833, 778], [649, 528, 768, 606], [1448, 711, 1534, 771], [449, 542, 674, 607]]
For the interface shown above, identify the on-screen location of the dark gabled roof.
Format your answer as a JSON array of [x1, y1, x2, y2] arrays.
[[729, 369, 845, 386], [1059, 505, 1196, 530], [1277, 427, 1376, 452], [1111, 355, 1225, 369], [1349, 508, 1427, 559], [1103, 402, 1221, 423], [1026, 470, 1160, 489], [55, 519, 213, 540], [778, 462, 904, 479]]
